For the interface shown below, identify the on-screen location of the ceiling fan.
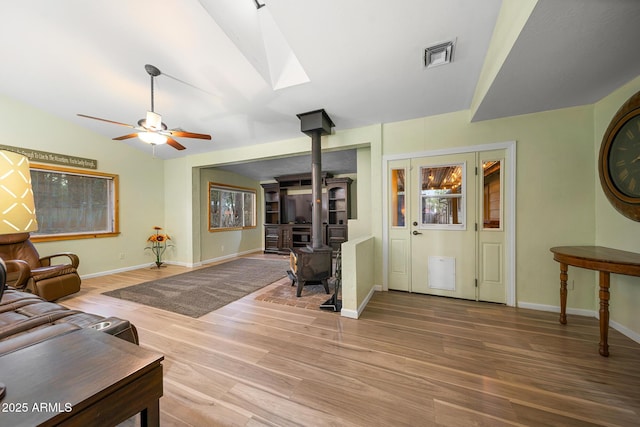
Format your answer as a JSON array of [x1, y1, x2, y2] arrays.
[[77, 64, 211, 151]]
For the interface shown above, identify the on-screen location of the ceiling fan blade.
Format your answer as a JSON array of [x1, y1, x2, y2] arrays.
[[168, 130, 212, 140], [77, 114, 135, 128], [113, 133, 139, 141], [166, 137, 186, 150]]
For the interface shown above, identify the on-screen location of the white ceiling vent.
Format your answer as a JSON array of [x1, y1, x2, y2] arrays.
[[424, 40, 455, 68]]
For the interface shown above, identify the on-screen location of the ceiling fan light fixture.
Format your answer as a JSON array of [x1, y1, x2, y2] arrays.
[[138, 132, 168, 145]]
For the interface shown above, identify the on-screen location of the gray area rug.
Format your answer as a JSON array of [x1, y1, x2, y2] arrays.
[[103, 258, 289, 318]]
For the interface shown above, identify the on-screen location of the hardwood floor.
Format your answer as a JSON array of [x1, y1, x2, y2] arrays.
[[60, 254, 640, 426]]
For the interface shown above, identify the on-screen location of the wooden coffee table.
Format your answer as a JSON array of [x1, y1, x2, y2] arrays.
[[0, 328, 163, 426]]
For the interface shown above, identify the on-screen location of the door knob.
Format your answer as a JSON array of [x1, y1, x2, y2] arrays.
[[412, 230, 422, 235]]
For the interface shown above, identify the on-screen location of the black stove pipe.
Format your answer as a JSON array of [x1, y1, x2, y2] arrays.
[[310, 130, 322, 249], [296, 109, 334, 249]]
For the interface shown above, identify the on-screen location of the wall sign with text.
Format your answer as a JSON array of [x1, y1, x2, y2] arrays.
[[0, 144, 97, 170]]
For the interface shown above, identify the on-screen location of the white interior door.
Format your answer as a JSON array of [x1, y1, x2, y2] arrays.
[[387, 159, 410, 291], [477, 150, 507, 303], [410, 153, 477, 299], [386, 147, 511, 303]]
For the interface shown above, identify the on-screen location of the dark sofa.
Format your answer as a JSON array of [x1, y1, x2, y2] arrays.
[[0, 288, 138, 356]]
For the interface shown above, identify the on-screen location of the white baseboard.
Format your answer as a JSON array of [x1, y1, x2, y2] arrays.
[[341, 284, 382, 319], [81, 249, 263, 279], [517, 301, 595, 318], [609, 319, 640, 344], [340, 308, 358, 319], [518, 301, 640, 344], [81, 263, 150, 279], [198, 249, 267, 268]]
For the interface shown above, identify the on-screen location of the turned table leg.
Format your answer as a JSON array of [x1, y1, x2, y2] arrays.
[[599, 271, 610, 357], [550, 245, 639, 357], [559, 262, 568, 325]]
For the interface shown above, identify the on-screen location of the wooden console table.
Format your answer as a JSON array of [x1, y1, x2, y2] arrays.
[[550, 246, 640, 357], [0, 328, 163, 426]]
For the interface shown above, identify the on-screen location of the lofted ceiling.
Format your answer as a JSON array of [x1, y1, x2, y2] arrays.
[[1, 1, 639, 180]]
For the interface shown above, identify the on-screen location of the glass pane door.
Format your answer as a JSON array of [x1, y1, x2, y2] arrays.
[[419, 164, 465, 229]]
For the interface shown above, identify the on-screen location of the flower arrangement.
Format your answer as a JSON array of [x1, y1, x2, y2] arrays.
[[145, 226, 173, 268]]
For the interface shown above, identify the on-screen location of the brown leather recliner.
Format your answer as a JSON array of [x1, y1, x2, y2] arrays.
[[0, 233, 81, 301]]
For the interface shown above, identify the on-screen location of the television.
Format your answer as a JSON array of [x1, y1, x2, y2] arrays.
[[285, 194, 313, 224]]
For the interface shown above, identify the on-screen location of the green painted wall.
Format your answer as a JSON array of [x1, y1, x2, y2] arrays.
[[341, 235, 376, 317], [0, 94, 166, 275], [198, 167, 262, 262], [382, 106, 597, 309], [594, 76, 640, 336]]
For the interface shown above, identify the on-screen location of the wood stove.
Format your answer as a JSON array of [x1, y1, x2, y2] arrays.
[[287, 247, 332, 297], [288, 109, 335, 297]]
